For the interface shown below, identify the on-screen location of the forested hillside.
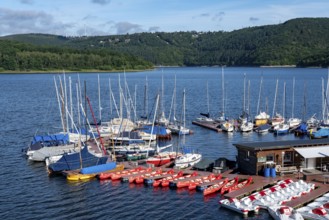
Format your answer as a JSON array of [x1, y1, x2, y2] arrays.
[[1, 18, 329, 71], [0, 40, 153, 72]]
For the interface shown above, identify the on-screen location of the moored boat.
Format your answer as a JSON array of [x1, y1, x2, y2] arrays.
[[220, 177, 239, 194], [219, 197, 260, 216], [268, 205, 304, 220], [134, 169, 175, 184], [128, 169, 163, 184], [146, 151, 181, 167], [254, 124, 271, 133], [153, 171, 184, 187], [119, 167, 153, 181], [97, 166, 145, 180], [174, 147, 202, 169], [169, 171, 198, 188], [188, 174, 222, 190], [66, 164, 124, 181], [203, 178, 228, 196], [227, 177, 253, 193]]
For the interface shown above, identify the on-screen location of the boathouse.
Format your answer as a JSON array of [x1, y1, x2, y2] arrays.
[[233, 139, 329, 176]]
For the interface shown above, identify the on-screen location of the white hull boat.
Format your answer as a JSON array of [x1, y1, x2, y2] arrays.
[[174, 153, 202, 169]]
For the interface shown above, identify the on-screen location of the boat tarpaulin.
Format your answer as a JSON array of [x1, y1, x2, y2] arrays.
[[32, 133, 69, 145], [48, 146, 108, 172], [142, 126, 168, 135], [294, 146, 329, 159], [80, 162, 116, 174]]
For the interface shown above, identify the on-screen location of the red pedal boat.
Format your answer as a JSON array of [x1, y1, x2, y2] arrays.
[[153, 171, 184, 187], [188, 174, 222, 190], [98, 166, 145, 180], [129, 169, 163, 184], [227, 177, 253, 193], [203, 178, 228, 196], [166, 171, 198, 187], [134, 169, 175, 184], [220, 177, 239, 194], [113, 167, 153, 181]]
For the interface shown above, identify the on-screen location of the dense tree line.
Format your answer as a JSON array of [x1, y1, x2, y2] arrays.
[[0, 40, 153, 72], [2, 18, 329, 70]]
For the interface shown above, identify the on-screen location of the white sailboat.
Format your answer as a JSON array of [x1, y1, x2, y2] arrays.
[[197, 81, 214, 122], [174, 147, 202, 169], [254, 75, 270, 126], [271, 79, 285, 126], [287, 77, 302, 128], [239, 74, 253, 132], [273, 82, 289, 134]]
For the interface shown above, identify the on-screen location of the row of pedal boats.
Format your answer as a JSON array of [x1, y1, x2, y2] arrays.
[[66, 165, 253, 196], [219, 178, 320, 219]]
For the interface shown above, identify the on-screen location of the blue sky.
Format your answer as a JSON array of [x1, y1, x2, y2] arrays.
[[1, 0, 328, 36]]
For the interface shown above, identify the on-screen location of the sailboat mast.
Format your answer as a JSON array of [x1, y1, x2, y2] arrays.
[[69, 76, 73, 130], [54, 77, 65, 132], [221, 66, 225, 115], [109, 78, 113, 117], [183, 89, 186, 129], [243, 73, 246, 111], [292, 77, 295, 118], [283, 82, 286, 119], [98, 74, 102, 122], [247, 80, 251, 116], [76, 83, 80, 128], [256, 75, 263, 115], [63, 72, 69, 134], [206, 81, 210, 114], [272, 78, 279, 118], [119, 74, 123, 119]]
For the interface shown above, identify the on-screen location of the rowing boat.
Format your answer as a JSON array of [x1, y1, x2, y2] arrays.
[[153, 171, 184, 187], [203, 178, 228, 196], [227, 177, 253, 193], [97, 166, 144, 180], [188, 174, 222, 190], [220, 177, 239, 194]]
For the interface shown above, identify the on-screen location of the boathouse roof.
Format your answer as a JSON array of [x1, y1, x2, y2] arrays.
[[233, 139, 329, 151]]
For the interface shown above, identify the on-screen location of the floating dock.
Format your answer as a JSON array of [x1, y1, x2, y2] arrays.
[[192, 120, 222, 132]]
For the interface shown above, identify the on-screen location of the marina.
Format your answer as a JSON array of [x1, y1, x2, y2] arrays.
[[4, 67, 329, 219]]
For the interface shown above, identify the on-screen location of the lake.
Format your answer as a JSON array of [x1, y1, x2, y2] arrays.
[[0, 67, 328, 219]]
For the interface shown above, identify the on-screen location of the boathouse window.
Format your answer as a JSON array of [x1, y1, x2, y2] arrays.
[[266, 154, 274, 162], [244, 151, 250, 161], [284, 152, 292, 162]]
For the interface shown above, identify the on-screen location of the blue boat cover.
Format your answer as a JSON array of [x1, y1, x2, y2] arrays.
[[296, 123, 308, 133], [80, 162, 116, 174], [32, 133, 69, 146], [48, 146, 108, 172], [313, 128, 329, 138], [142, 125, 168, 135]]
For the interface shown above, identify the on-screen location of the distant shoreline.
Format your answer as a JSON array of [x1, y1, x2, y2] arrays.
[[0, 68, 155, 74], [0, 65, 326, 74]]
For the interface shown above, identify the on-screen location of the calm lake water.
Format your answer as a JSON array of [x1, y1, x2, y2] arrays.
[[1, 67, 328, 219]]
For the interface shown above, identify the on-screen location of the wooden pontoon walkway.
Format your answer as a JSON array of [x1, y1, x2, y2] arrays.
[[192, 120, 222, 132]]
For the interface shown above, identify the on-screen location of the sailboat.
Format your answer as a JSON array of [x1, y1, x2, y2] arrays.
[[197, 81, 214, 122], [239, 74, 253, 132], [287, 77, 302, 128], [169, 89, 191, 135], [215, 67, 227, 123], [25, 75, 86, 161], [174, 146, 202, 169], [271, 79, 285, 126], [273, 82, 289, 134], [254, 75, 270, 126]]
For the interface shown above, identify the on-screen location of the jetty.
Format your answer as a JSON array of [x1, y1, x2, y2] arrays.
[[192, 120, 222, 132]]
